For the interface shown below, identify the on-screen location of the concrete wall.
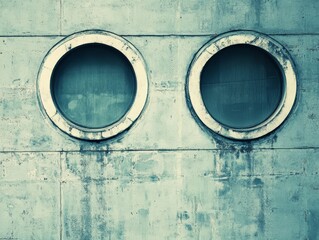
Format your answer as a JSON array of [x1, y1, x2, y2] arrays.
[[0, 0, 319, 239]]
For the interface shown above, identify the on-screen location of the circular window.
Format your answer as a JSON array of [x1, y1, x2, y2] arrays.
[[51, 44, 136, 129], [38, 30, 148, 140], [187, 31, 297, 140]]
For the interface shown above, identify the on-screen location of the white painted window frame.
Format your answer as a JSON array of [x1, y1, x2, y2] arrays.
[[187, 30, 297, 140], [37, 30, 148, 140]]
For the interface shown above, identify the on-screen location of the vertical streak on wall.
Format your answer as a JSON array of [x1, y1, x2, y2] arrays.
[[59, 151, 63, 240], [176, 0, 182, 34]]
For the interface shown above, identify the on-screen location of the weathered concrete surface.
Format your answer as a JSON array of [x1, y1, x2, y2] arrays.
[[1, 0, 317, 36], [2, 150, 317, 239], [59, 150, 318, 239], [0, 0, 60, 35], [1, 0, 319, 239], [0, 152, 60, 239], [61, 0, 319, 35]]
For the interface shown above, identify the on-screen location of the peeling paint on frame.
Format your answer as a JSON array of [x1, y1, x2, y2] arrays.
[[37, 30, 149, 141], [186, 30, 297, 140]]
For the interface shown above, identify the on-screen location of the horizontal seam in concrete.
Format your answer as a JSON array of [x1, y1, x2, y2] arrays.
[[125, 33, 319, 37], [0, 35, 65, 38], [0, 33, 319, 38], [0, 147, 318, 153]]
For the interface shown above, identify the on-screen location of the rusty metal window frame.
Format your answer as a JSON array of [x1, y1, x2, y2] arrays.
[[187, 30, 297, 140], [37, 30, 148, 140]]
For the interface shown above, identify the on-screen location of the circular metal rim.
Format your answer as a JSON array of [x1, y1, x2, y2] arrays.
[[37, 30, 148, 140], [187, 30, 297, 140]]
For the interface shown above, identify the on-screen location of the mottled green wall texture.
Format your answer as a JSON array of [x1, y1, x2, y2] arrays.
[[0, 0, 319, 239]]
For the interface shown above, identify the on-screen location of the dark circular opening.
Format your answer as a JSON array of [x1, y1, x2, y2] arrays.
[[51, 43, 136, 129], [200, 44, 283, 129]]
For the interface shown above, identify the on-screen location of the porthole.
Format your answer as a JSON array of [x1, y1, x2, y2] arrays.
[[38, 30, 148, 140], [187, 31, 297, 140]]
